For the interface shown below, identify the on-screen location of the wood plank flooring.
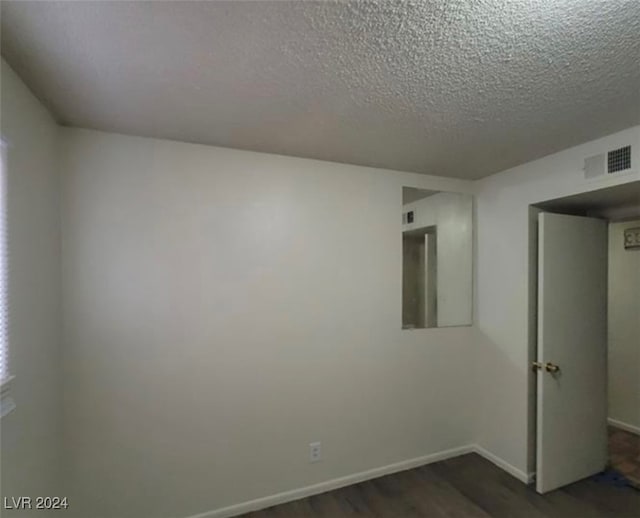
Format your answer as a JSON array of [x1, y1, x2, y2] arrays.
[[609, 426, 640, 488], [239, 453, 640, 517]]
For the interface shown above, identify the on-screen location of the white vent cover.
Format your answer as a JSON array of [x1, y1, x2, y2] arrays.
[[584, 145, 633, 179], [584, 153, 606, 179]]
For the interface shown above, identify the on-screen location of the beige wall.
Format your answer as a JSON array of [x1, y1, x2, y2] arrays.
[[474, 126, 640, 477], [0, 60, 62, 516], [59, 128, 475, 518], [608, 219, 640, 432]]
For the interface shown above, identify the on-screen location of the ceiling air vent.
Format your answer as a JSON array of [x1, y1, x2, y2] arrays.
[[607, 145, 631, 174], [584, 145, 632, 179]]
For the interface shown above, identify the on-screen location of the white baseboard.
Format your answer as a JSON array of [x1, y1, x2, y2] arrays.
[[608, 417, 640, 436], [184, 444, 475, 518], [471, 444, 535, 484], [184, 443, 539, 518]]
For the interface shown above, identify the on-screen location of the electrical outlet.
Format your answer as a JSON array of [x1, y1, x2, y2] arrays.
[[309, 441, 321, 463]]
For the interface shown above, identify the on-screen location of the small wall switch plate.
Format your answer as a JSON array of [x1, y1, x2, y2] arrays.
[[309, 441, 321, 463]]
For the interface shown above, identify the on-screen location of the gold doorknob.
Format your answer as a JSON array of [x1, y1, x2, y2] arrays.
[[545, 362, 560, 373], [532, 361, 543, 372]]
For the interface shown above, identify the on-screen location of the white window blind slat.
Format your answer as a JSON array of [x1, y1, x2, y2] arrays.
[[0, 143, 8, 383]]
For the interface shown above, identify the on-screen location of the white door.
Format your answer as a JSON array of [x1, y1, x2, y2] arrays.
[[536, 212, 608, 493]]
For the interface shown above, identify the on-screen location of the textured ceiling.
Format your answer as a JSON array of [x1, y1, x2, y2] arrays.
[[1, 1, 639, 179]]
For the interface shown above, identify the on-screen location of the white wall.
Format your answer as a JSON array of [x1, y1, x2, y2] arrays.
[[608, 219, 640, 433], [0, 60, 62, 515], [403, 192, 473, 326], [59, 128, 476, 518], [474, 126, 640, 476], [4, 53, 636, 517]]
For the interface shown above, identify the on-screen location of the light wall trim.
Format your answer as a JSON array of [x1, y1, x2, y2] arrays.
[[608, 418, 640, 436], [472, 444, 535, 484], [183, 444, 533, 518]]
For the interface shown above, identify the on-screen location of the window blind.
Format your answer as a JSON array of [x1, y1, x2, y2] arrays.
[[0, 143, 7, 382]]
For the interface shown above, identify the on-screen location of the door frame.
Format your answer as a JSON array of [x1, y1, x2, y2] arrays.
[[527, 180, 640, 486]]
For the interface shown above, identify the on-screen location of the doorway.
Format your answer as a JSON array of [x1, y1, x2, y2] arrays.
[[531, 181, 640, 493]]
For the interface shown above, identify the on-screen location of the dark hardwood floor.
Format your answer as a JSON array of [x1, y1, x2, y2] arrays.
[[609, 426, 640, 489], [239, 453, 640, 517]]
